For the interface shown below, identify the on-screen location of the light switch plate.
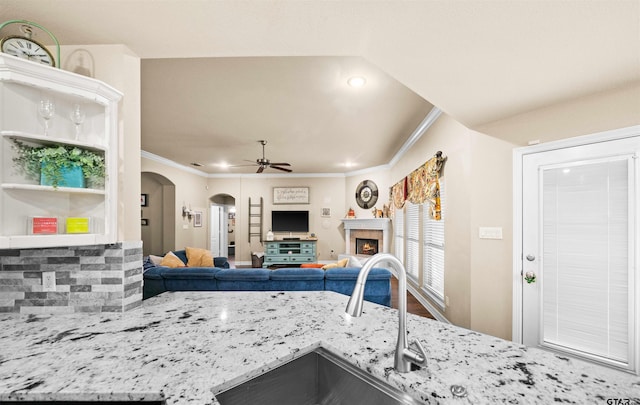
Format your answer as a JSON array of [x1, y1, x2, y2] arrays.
[[479, 227, 503, 240]]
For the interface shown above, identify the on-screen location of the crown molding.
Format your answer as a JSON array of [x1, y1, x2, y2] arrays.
[[141, 107, 442, 179]]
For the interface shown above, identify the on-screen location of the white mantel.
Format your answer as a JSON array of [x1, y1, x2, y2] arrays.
[[341, 218, 391, 255]]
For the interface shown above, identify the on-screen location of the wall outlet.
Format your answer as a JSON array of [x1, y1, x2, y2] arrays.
[[445, 295, 450, 307], [42, 271, 56, 292]]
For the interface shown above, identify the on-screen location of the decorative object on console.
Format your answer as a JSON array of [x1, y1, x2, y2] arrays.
[[355, 180, 378, 209], [266, 229, 274, 241], [11, 139, 105, 189], [0, 20, 59, 67]]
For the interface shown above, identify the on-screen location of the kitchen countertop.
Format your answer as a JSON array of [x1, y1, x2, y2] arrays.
[[0, 291, 638, 404]]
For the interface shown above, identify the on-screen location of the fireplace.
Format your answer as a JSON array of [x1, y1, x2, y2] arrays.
[[356, 238, 379, 255], [341, 218, 391, 258]]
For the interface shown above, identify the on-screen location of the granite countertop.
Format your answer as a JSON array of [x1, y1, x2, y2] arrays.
[[0, 291, 638, 404]]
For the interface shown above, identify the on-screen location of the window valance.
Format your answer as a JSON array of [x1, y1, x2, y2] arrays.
[[391, 151, 446, 220]]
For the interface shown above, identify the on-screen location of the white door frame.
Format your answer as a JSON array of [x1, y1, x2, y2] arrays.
[[512, 125, 640, 344]]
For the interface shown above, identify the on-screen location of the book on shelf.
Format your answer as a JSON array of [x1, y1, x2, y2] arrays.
[[66, 217, 91, 234], [28, 217, 59, 235]]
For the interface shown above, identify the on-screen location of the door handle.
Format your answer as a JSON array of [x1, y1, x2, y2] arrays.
[[526, 254, 535, 261], [524, 271, 537, 284]]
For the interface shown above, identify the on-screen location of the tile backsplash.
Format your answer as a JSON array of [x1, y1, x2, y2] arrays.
[[0, 241, 142, 314]]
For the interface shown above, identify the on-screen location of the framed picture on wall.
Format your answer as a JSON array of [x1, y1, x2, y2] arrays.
[[194, 211, 203, 227], [141, 218, 149, 226], [321, 208, 331, 217], [141, 194, 148, 207], [273, 186, 309, 204]]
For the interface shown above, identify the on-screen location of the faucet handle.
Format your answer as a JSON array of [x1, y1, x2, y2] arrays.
[[403, 339, 427, 366]]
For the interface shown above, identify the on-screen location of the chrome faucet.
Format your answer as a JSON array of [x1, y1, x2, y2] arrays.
[[346, 253, 427, 373]]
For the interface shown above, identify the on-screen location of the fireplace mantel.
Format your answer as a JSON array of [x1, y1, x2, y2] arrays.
[[341, 218, 391, 255]]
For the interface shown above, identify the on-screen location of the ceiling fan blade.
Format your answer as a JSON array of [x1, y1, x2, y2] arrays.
[[271, 165, 293, 173], [268, 162, 291, 166], [256, 166, 265, 173]]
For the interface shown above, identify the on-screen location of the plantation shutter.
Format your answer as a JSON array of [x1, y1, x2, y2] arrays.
[[423, 179, 445, 301], [406, 202, 420, 280]]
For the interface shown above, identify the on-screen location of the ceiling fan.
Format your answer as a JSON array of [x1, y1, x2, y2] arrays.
[[242, 140, 292, 173]]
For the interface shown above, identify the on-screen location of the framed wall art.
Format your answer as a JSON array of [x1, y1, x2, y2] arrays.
[[141, 194, 148, 207], [194, 211, 203, 227], [273, 187, 309, 204]]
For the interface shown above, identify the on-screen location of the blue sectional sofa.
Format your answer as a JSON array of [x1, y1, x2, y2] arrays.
[[143, 250, 392, 306]]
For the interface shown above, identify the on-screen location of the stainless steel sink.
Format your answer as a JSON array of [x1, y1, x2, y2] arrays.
[[215, 348, 422, 405]]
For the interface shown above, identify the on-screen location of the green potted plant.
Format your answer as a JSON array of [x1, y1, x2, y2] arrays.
[[11, 139, 105, 189]]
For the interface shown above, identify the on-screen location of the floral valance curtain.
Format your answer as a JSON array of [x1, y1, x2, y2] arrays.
[[391, 151, 446, 220]]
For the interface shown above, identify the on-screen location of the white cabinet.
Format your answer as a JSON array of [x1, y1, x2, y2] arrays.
[[0, 54, 122, 249]]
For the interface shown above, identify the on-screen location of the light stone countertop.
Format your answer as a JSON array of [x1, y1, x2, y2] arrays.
[[0, 291, 638, 404]]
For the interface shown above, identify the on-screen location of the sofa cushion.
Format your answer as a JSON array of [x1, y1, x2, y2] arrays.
[[161, 266, 220, 279], [160, 251, 186, 268], [270, 268, 325, 281], [215, 268, 270, 281], [186, 246, 214, 267], [143, 265, 166, 280], [324, 267, 391, 280]]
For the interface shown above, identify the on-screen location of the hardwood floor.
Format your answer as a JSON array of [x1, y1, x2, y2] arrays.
[[390, 277, 435, 319]]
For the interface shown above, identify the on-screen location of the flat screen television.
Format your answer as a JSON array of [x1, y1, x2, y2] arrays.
[[271, 210, 309, 233]]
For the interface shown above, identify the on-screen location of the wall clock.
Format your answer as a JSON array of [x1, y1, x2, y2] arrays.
[[0, 22, 56, 67], [355, 180, 379, 209]]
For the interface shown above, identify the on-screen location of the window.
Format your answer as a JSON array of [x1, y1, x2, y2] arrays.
[[422, 179, 445, 305], [405, 202, 420, 280], [394, 207, 404, 264]]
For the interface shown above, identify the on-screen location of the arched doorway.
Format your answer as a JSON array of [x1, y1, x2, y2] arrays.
[[210, 194, 235, 263], [141, 172, 176, 256]]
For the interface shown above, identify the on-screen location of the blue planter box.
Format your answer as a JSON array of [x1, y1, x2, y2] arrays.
[[40, 164, 85, 188]]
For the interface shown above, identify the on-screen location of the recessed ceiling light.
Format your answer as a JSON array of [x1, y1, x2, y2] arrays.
[[347, 76, 366, 88]]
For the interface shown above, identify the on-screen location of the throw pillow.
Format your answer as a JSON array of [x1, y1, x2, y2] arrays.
[[300, 263, 324, 268], [149, 254, 164, 265], [321, 257, 349, 270], [160, 251, 186, 268], [348, 256, 363, 268], [186, 246, 214, 267]]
